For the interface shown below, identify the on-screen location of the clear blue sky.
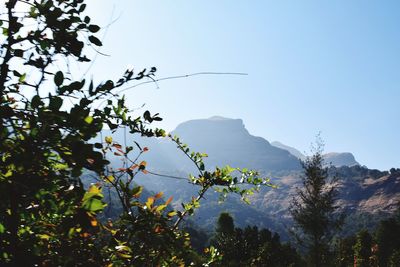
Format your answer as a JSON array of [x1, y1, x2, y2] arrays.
[[87, 1, 399, 170]]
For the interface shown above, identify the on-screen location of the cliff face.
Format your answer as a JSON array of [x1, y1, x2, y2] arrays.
[[172, 116, 301, 171]]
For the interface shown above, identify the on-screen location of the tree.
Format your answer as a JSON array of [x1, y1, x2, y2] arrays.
[[216, 212, 235, 235], [353, 229, 373, 267], [211, 212, 238, 265], [211, 213, 304, 266], [289, 142, 344, 266], [0, 0, 272, 265], [375, 217, 400, 267], [334, 235, 356, 267]]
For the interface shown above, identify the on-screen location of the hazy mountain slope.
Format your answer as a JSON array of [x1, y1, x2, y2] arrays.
[[271, 141, 360, 167], [271, 141, 306, 160], [172, 116, 301, 171], [324, 152, 359, 167], [93, 116, 399, 239]]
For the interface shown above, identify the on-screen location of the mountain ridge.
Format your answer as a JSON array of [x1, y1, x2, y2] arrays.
[[97, 116, 399, 238]]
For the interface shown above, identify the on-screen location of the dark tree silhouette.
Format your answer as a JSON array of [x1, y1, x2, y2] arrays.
[[290, 142, 344, 266]]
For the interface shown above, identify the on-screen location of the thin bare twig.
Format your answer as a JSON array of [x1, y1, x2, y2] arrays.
[[96, 71, 248, 109], [117, 71, 248, 94]]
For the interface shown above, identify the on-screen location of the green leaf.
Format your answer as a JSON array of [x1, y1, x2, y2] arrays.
[[143, 110, 151, 122], [199, 162, 205, 171], [37, 234, 51, 240], [13, 70, 21, 77], [49, 96, 63, 110], [88, 24, 100, 33], [18, 73, 26, 83], [0, 223, 5, 233], [167, 211, 177, 217], [54, 71, 64, 86], [94, 143, 102, 149], [105, 175, 114, 183], [84, 116, 93, 124], [89, 35, 102, 46], [131, 186, 143, 197], [155, 204, 167, 213], [82, 198, 106, 213], [105, 136, 112, 144], [31, 95, 42, 108], [14, 49, 23, 57], [79, 4, 87, 12]]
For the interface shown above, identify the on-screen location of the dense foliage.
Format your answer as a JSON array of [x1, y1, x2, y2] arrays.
[[210, 212, 304, 266], [0, 0, 272, 265], [333, 211, 400, 267]]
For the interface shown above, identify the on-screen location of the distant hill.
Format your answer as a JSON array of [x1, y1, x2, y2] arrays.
[[94, 116, 398, 239], [271, 141, 360, 167]]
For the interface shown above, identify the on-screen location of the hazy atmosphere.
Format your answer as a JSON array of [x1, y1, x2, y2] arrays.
[[2, 1, 400, 265], [87, 1, 400, 170]]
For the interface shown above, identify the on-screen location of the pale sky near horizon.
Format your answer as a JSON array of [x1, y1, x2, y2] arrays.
[[86, 1, 399, 170]]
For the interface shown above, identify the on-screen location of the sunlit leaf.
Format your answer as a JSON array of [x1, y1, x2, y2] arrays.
[[167, 211, 177, 217], [165, 196, 173, 206], [37, 234, 51, 240], [154, 192, 163, 199], [139, 161, 147, 167], [105, 175, 114, 183], [105, 136, 112, 144], [89, 216, 98, 227], [18, 73, 26, 83], [84, 116, 93, 124], [146, 197, 154, 209], [82, 197, 106, 213], [88, 185, 101, 195], [155, 204, 167, 213]]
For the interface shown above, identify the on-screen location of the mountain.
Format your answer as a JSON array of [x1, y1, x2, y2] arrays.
[[324, 152, 359, 167], [95, 116, 398, 239], [172, 116, 301, 171], [101, 116, 302, 173], [271, 141, 360, 167], [248, 165, 400, 237], [271, 141, 306, 160]]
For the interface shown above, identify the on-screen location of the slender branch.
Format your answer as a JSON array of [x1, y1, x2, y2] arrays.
[[81, 5, 117, 78], [117, 72, 248, 94], [0, 0, 18, 94], [96, 72, 248, 109], [173, 185, 210, 229], [146, 170, 190, 181], [169, 136, 205, 177]]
